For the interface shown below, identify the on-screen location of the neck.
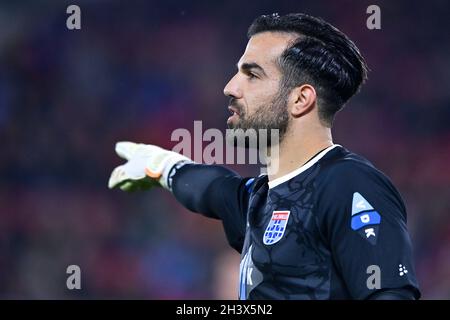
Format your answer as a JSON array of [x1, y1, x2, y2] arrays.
[[265, 123, 333, 181]]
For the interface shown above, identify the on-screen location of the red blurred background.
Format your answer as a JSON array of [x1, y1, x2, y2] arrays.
[[0, 0, 449, 299]]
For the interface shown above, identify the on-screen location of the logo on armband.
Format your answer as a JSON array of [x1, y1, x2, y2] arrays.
[[350, 192, 381, 245]]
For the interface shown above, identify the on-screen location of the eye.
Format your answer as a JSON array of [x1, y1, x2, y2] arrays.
[[247, 72, 258, 80]]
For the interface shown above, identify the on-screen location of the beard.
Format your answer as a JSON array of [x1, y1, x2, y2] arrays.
[[227, 88, 290, 149]]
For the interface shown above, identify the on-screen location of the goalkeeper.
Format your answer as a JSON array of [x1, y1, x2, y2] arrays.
[[109, 13, 420, 300]]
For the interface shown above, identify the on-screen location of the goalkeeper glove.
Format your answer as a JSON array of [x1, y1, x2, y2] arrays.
[[108, 141, 192, 191]]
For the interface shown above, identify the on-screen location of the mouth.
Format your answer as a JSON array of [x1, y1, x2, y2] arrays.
[[228, 106, 240, 116], [227, 106, 241, 126]]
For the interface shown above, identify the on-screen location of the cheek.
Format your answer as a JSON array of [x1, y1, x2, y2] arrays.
[[246, 82, 279, 113]]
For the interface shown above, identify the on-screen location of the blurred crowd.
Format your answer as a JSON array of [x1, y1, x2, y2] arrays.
[[0, 0, 449, 299]]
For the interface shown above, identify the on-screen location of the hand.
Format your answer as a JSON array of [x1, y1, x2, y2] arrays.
[[108, 141, 191, 191]]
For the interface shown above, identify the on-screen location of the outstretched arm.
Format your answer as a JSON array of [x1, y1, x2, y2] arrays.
[[108, 142, 251, 251], [170, 163, 249, 219]]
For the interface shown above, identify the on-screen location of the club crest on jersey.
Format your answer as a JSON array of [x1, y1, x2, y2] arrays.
[[263, 211, 290, 245]]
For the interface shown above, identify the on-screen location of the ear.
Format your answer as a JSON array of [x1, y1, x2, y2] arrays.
[[289, 84, 317, 118]]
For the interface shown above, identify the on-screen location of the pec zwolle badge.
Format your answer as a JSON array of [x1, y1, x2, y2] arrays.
[[263, 210, 290, 245]]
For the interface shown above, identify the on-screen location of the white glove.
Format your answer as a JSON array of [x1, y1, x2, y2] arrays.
[[108, 141, 192, 191]]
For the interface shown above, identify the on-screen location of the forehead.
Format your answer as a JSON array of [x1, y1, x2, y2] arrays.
[[238, 32, 298, 71]]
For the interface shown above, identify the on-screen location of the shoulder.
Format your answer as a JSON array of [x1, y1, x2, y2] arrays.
[[317, 147, 397, 193], [315, 147, 407, 220]]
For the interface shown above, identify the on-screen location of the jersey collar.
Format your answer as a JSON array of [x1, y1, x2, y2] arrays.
[[267, 144, 341, 189]]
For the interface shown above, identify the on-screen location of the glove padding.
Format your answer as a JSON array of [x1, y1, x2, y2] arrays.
[[108, 141, 191, 191]]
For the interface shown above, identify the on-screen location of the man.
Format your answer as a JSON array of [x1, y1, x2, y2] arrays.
[[108, 13, 420, 300]]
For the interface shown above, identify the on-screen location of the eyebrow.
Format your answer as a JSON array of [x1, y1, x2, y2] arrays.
[[237, 62, 267, 77]]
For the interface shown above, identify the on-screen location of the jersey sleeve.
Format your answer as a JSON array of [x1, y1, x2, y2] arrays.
[[170, 163, 252, 252], [315, 161, 421, 299]]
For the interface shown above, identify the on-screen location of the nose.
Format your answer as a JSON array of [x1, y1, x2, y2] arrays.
[[223, 74, 243, 99]]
